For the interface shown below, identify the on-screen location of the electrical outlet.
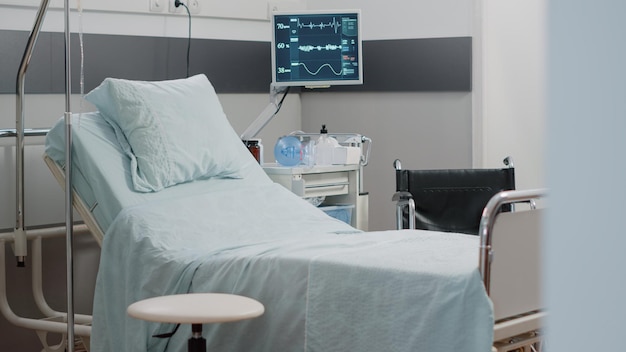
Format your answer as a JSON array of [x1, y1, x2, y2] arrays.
[[168, 0, 182, 13], [169, 0, 201, 14], [187, 0, 200, 14], [149, 0, 164, 12]]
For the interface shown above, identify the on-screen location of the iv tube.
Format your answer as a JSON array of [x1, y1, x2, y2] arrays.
[[77, 0, 85, 128]]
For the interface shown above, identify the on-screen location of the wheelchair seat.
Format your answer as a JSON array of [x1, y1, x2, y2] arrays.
[[392, 157, 515, 235]]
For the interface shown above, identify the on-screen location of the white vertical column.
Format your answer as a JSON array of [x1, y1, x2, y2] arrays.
[[478, 0, 546, 191]]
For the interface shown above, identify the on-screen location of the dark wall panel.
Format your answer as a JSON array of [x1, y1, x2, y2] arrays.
[[1, 30, 471, 94], [367, 37, 472, 91], [319, 37, 472, 93], [1, 31, 272, 94]]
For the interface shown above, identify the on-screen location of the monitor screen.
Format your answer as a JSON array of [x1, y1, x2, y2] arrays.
[[271, 10, 363, 88]]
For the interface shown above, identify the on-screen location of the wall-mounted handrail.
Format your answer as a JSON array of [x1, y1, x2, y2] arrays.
[[0, 128, 49, 138]]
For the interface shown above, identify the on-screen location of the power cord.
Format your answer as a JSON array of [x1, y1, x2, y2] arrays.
[[276, 86, 291, 114], [175, 0, 191, 77]]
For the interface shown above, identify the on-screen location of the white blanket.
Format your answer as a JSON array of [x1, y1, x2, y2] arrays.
[[91, 182, 493, 352]]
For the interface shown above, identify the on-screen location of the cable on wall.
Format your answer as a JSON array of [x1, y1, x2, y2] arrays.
[[175, 0, 192, 77]]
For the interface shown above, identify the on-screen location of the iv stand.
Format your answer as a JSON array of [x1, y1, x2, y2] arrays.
[[63, 0, 76, 350], [10, 0, 79, 349]]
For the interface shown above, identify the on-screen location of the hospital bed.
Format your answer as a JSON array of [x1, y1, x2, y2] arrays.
[[41, 74, 545, 352]]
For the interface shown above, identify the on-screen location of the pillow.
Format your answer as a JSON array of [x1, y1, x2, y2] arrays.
[[85, 74, 250, 192]]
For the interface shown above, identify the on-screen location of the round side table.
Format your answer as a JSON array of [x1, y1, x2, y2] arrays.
[[128, 293, 264, 352]]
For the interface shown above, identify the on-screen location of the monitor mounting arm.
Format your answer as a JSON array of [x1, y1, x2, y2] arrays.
[[240, 84, 288, 141]]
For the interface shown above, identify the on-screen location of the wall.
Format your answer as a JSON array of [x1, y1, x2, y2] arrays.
[[0, 0, 478, 230], [301, 0, 476, 231], [301, 92, 472, 230], [304, 0, 547, 229], [309, 0, 549, 231], [0, 1, 271, 40]]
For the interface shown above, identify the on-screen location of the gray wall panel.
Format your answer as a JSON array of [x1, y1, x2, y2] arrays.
[[189, 39, 273, 93], [324, 37, 472, 92], [1, 30, 272, 94], [2, 31, 57, 94], [84, 34, 172, 84], [1, 30, 471, 94]]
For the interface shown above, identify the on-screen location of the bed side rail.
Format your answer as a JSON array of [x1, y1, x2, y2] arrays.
[[478, 188, 547, 294], [479, 188, 547, 343]]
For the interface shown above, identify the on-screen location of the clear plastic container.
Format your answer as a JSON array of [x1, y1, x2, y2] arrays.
[[301, 139, 316, 167], [315, 125, 338, 166]]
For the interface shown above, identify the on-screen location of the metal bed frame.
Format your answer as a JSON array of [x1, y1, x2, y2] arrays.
[[480, 189, 547, 352], [44, 147, 550, 352], [42, 152, 550, 352]]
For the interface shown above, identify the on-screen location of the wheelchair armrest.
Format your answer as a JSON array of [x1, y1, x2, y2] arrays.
[[392, 191, 413, 202], [392, 192, 416, 230]]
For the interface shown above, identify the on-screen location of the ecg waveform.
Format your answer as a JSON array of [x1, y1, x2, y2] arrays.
[[298, 44, 342, 52], [292, 62, 343, 77], [292, 17, 342, 33]]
